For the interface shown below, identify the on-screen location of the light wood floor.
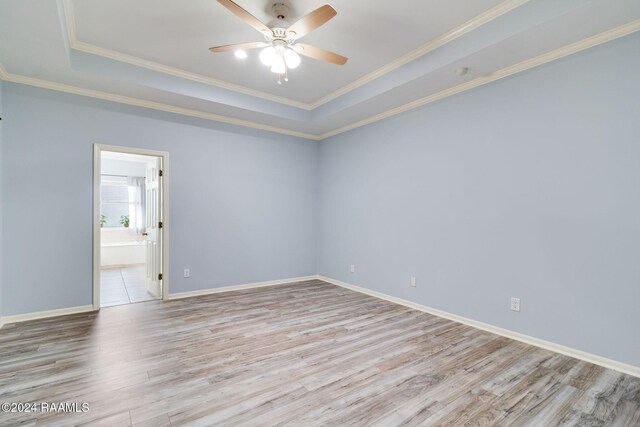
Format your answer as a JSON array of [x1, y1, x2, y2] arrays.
[[1, 280, 638, 426]]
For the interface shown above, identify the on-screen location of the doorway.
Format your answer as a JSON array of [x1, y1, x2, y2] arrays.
[[93, 145, 169, 309]]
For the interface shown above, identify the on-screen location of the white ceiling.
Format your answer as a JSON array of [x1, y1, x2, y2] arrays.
[[1, 0, 639, 139], [71, 0, 505, 104]]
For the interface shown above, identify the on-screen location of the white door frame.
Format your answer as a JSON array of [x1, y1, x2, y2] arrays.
[[93, 144, 170, 310]]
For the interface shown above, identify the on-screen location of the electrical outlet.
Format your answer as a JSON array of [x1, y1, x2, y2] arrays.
[[510, 297, 520, 312], [183, 269, 190, 278], [410, 276, 416, 287], [350, 264, 355, 273]]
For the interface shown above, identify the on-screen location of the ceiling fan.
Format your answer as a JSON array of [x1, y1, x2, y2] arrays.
[[209, 0, 348, 84]]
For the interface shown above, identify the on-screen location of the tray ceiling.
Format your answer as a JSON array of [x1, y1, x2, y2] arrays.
[[71, 0, 505, 104], [0, 0, 639, 139]]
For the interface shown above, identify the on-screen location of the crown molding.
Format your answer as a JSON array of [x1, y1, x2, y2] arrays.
[[61, 0, 311, 111], [72, 40, 314, 110], [0, 67, 321, 140], [308, 0, 529, 108], [2, 20, 637, 141], [319, 19, 640, 139], [61, 0, 528, 111]]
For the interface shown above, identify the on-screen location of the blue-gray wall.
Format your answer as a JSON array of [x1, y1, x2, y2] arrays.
[[1, 83, 318, 315], [2, 33, 638, 368], [318, 34, 640, 366]]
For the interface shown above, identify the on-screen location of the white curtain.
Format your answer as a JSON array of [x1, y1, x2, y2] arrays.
[[127, 177, 146, 234]]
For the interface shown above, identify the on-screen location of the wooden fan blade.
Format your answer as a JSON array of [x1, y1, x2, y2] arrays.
[[209, 42, 269, 52], [217, 0, 271, 34], [296, 43, 347, 65], [286, 5, 336, 39]]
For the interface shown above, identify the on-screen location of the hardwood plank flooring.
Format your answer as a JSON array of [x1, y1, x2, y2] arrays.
[[0, 280, 638, 426]]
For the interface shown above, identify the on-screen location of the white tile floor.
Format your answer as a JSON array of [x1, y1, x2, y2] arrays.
[[100, 264, 158, 307]]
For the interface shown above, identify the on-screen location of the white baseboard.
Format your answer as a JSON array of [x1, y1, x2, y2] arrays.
[[3, 276, 636, 378], [167, 275, 320, 300], [1, 305, 96, 326], [319, 275, 640, 378], [0, 276, 319, 327]]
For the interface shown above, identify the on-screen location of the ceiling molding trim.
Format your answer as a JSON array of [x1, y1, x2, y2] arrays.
[[61, 0, 528, 111], [1, 68, 320, 141], [61, 0, 77, 42], [61, 0, 312, 111], [318, 20, 640, 140], [71, 40, 313, 110], [308, 0, 530, 109], [1, 20, 636, 142]]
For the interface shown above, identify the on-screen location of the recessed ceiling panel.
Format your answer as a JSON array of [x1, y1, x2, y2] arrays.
[[2, 0, 638, 140], [71, 0, 505, 103]]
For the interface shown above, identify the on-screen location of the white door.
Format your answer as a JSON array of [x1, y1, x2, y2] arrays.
[[145, 158, 163, 297]]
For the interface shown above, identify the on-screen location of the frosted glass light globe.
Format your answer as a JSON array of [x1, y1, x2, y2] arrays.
[[259, 47, 276, 66], [271, 55, 286, 74], [284, 49, 301, 69]]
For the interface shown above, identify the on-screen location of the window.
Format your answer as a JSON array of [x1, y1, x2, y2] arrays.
[[100, 176, 130, 227]]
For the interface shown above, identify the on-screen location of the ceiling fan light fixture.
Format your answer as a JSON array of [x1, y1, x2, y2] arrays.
[[284, 48, 301, 69], [271, 55, 286, 74], [259, 46, 276, 66], [211, 0, 348, 83]]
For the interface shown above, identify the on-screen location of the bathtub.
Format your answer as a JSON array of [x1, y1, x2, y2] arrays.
[[100, 228, 146, 267]]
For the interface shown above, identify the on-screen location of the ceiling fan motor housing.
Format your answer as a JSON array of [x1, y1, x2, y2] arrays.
[[271, 3, 289, 20], [266, 3, 296, 42]]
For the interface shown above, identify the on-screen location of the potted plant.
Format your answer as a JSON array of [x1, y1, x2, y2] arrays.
[[120, 215, 130, 228], [100, 214, 107, 228]]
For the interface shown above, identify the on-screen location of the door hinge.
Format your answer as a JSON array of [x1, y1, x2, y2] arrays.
[[158, 273, 163, 281], [159, 170, 163, 177], [158, 221, 163, 229]]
